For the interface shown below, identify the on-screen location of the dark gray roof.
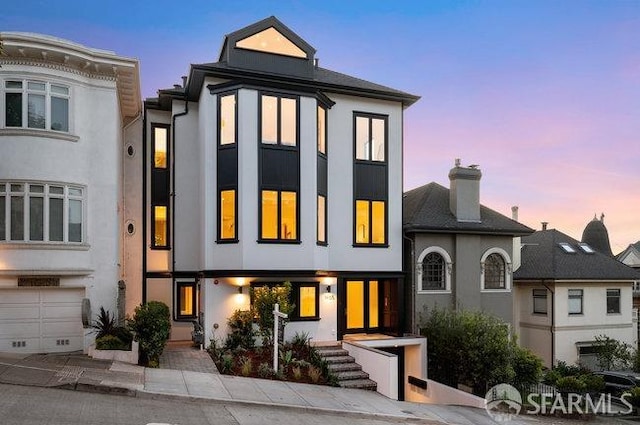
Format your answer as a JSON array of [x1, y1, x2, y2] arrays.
[[185, 61, 419, 106], [403, 182, 533, 236], [515, 229, 640, 281], [581, 216, 613, 256]]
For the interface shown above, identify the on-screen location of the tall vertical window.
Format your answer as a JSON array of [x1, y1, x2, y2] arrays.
[[0, 182, 83, 244], [317, 195, 326, 244], [607, 289, 621, 314], [217, 91, 239, 242], [355, 115, 386, 162], [568, 289, 583, 315], [3, 80, 69, 132], [219, 190, 236, 240], [261, 94, 297, 146], [355, 200, 386, 245], [151, 123, 170, 248], [317, 105, 326, 154], [421, 252, 445, 290], [484, 254, 506, 289], [261, 190, 297, 241]]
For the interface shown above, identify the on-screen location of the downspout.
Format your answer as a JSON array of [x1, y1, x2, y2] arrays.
[[403, 232, 415, 333], [142, 107, 148, 303], [542, 281, 555, 366], [171, 98, 189, 294]]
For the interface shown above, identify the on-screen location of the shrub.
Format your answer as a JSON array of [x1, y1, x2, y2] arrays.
[[580, 373, 605, 393], [95, 335, 129, 350], [556, 376, 587, 394], [624, 386, 640, 407], [292, 365, 302, 380], [308, 366, 322, 383], [225, 309, 255, 350], [239, 356, 252, 377], [258, 362, 275, 379], [128, 301, 171, 367], [220, 354, 234, 373], [511, 346, 543, 388], [594, 334, 633, 371]]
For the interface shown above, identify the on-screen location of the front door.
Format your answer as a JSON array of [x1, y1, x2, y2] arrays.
[[345, 279, 380, 333]]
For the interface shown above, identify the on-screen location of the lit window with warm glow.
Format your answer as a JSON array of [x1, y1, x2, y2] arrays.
[[317, 195, 326, 243], [355, 115, 386, 162], [261, 190, 297, 241], [347, 280, 365, 329], [220, 190, 236, 240], [220, 94, 236, 145], [261, 94, 297, 146], [154, 206, 167, 247], [299, 286, 316, 318], [154, 127, 168, 168], [369, 280, 379, 328], [355, 200, 386, 245], [317, 105, 326, 154], [236, 27, 306, 58], [176, 281, 197, 319]]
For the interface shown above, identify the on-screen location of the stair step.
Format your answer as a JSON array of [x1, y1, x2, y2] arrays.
[[339, 379, 378, 390], [327, 362, 362, 373], [322, 355, 355, 364], [334, 370, 369, 381], [315, 348, 349, 357]]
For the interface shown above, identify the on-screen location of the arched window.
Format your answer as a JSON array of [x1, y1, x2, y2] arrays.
[[422, 252, 445, 291], [484, 253, 505, 289], [416, 247, 452, 293]]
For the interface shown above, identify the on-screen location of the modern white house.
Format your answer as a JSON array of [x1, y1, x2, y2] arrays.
[[129, 16, 420, 345], [0, 32, 141, 353], [514, 227, 638, 369]]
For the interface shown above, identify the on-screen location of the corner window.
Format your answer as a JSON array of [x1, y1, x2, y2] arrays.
[[0, 182, 84, 244], [355, 200, 386, 245], [355, 115, 386, 162], [3, 80, 69, 132], [484, 254, 506, 289], [568, 289, 583, 315], [219, 93, 236, 145], [607, 289, 621, 314], [176, 281, 197, 320], [261, 94, 297, 146], [260, 190, 297, 241], [533, 289, 548, 314]]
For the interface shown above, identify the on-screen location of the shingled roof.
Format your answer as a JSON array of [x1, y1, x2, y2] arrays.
[[403, 182, 533, 236], [515, 229, 640, 281]]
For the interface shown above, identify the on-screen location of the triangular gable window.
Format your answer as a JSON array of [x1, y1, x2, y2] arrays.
[[236, 27, 306, 58]]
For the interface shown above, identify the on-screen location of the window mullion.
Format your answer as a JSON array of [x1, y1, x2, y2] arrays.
[[44, 185, 50, 242], [63, 189, 68, 243], [276, 97, 281, 145], [277, 191, 282, 239]]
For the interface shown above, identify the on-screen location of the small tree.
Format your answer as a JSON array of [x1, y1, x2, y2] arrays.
[[594, 334, 632, 371], [128, 301, 171, 367], [251, 282, 294, 345]]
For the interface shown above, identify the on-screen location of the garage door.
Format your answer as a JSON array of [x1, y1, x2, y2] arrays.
[[0, 288, 84, 353]]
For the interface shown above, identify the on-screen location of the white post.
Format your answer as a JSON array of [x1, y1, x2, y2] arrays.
[[272, 303, 288, 371]]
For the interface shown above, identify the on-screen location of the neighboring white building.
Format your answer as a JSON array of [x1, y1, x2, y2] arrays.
[[129, 16, 419, 344], [0, 32, 141, 353], [514, 228, 638, 369]]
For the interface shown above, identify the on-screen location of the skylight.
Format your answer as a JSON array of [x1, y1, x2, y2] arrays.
[[236, 27, 306, 58], [578, 243, 595, 254], [559, 242, 576, 253]]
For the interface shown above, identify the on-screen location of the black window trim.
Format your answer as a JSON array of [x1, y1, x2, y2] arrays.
[[257, 189, 300, 244], [352, 198, 389, 248], [174, 280, 198, 321], [568, 288, 584, 315], [353, 112, 388, 164], [249, 281, 320, 321], [216, 90, 239, 243], [259, 91, 300, 147], [532, 288, 548, 315], [150, 122, 171, 250], [607, 288, 621, 315]]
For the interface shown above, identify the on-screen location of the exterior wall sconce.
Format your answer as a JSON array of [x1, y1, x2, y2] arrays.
[[326, 285, 331, 293], [238, 286, 243, 294], [324, 285, 336, 301]]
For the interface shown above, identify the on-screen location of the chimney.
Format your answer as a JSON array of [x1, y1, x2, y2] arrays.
[[449, 159, 481, 222], [511, 206, 519, 222], [541, 222, 548, 230], [181, 76, 187, 88]]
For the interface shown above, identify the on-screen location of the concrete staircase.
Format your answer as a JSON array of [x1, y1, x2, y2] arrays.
[[315, 343, 377, 391]]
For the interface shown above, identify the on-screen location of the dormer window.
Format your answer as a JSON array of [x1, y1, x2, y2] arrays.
[[236, 27, 306, 58]]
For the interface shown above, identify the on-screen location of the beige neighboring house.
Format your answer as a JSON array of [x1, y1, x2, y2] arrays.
[[514, 228, 638, 369], [616, 241, 640, 310]]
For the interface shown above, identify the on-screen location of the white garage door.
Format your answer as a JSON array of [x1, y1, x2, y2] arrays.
[[0, 288, 84, 353]]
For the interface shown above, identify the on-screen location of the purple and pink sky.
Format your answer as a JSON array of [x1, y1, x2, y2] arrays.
[[3, 1, 638, 253]]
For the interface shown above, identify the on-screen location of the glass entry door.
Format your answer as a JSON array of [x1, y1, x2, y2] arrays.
[[346, 280, 379, 333]]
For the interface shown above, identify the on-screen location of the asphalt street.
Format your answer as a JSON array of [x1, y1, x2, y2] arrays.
[[0, 383, 413, 425]]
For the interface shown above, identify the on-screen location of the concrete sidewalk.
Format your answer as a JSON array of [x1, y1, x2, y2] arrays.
[[0, 350, 632, 425]]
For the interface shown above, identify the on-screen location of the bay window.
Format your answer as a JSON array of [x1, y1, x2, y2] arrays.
[[3, 80, 69, 132]]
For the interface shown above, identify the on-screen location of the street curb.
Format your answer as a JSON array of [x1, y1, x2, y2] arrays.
[[133, 389, 438, 424]]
